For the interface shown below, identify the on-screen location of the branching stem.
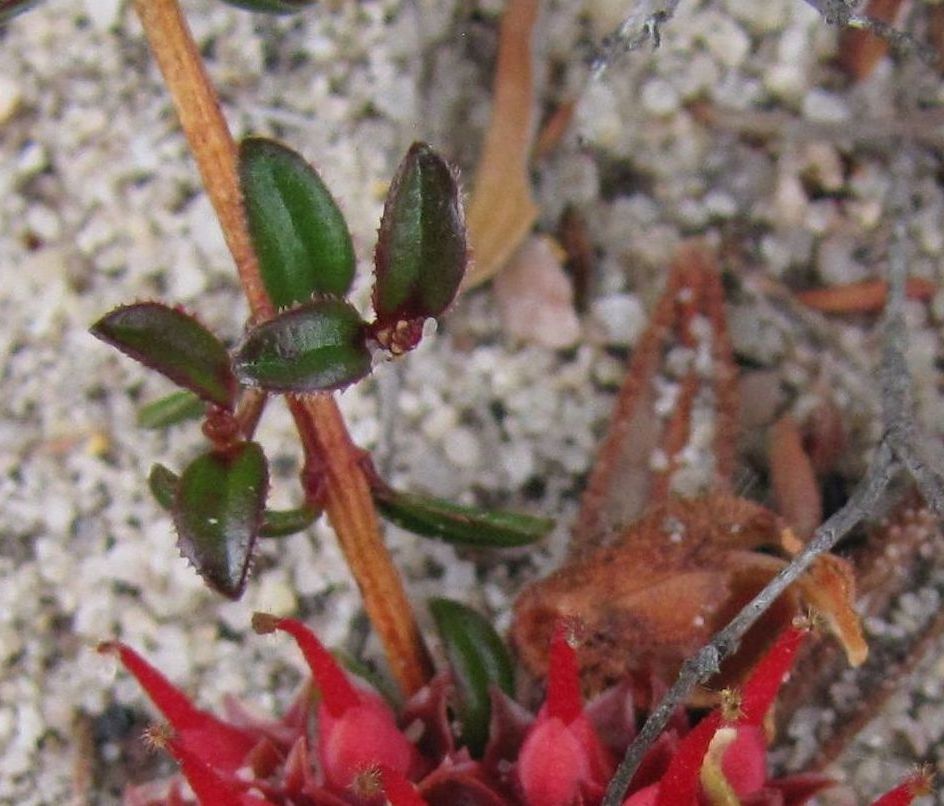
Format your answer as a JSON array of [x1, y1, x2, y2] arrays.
[[132, 0, 432, 695]]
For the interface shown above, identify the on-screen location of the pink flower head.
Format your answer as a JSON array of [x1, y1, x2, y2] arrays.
[[517, 620, 614, 805], [251, 613, 419, 791]]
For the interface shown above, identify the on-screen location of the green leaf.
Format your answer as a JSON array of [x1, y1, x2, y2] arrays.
[[152, 463, 318, 537], [217, 0, 314, 13], [137, 390, 206, 429], [240, 137, 356, 307], [173, 442, 268, 599], [149, 463, 178, 511], [373, 486, 553, 547], [91, 303, 237, 409], [429, 597, 515, 756], [259, 504, 321, 537], [372, 142, 466, 350], [233, 298, 371, 393], [0, 0, 44, 25]]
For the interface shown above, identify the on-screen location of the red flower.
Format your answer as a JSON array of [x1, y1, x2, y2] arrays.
[[251, 613, 420, 791], [516, 621, 614, 805]]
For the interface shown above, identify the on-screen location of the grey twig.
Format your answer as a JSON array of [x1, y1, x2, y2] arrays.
[[846, 13, 939, 65], [589, 0, 684, 81], [880, 210, 944, 518], [802, 0, 938, 65]]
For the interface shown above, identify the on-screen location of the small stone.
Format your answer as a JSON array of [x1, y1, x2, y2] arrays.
[[698, 14, 751, 68], [764, 62, 806, 101], [443, 426, 481, 469], [590, 294, 646, 347], [802, 89, 851, 124], [640, 78, 680, 116], [16, 142, 48, 177], [0, 76, 22, 124]]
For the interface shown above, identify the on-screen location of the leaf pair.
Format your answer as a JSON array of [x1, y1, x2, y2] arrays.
[[93, 140, 467, 400], [233, 138, 467, 392]]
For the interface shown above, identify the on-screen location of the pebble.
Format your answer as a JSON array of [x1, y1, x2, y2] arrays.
[[640, 77, 681, 117], [590, 293, 647, 347], [0, 76, 22, 124], [802, 88, 851, 123], [443, 426, 481, 470]]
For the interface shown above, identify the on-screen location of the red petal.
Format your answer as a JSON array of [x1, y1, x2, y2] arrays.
[[517, 717, 589, 806], [379, 763, 428, 806], [99, 642, 255, 771], [870, 771, 934, 806], [166, 733, 270, 806], [253, 614, 360, 717], [739, 625, 807, 726], [546, 620, 583, 724], [721, 726, 767, 796], [653, 711, 721, 806], [318, 698, 417, 790]]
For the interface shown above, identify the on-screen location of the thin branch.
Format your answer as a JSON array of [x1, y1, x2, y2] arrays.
[[600, 440, 898, 805], [590, 0, 936, 89], [880, 212, 944, 518]]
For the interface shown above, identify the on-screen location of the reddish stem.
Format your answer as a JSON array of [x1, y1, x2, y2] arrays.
[[131, 0, 432, 695]]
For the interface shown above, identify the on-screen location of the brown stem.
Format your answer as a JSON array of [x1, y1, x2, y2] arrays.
[[132, 0, 432, 694]]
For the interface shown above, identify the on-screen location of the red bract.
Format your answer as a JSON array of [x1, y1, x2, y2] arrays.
[[97, 641, 257, 773], [377, 763, 429, 806], [624, 624, 815, 806], [251, 613, 419, 790], [870, 770, 934, 806], [161, 731, 269, 806], [516, 622, 614, 805]]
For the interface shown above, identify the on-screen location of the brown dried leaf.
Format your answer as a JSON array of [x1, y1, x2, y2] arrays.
[[768, 414, 822, 542], [796, 554, 868, 667], [463, 0, 539, 290], [796, 277, 935, 313], [513, 496, 809, 701], [777, 493, 944, 768], [572, 243, 740, 554]]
